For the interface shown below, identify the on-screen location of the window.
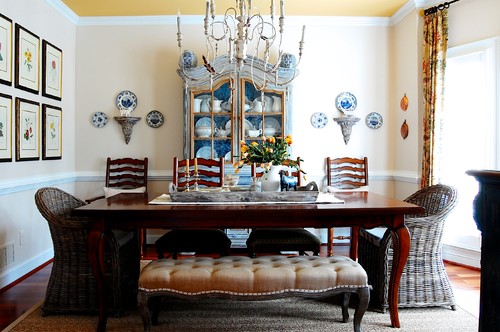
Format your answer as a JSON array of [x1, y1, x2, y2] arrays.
[[437, 37, 499, 251]]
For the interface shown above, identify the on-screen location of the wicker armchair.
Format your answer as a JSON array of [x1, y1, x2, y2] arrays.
[[35, 187, 140, 316], [358, 184, 458, 312]]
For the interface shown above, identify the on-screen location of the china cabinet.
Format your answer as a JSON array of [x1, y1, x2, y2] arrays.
[[177, 55, 296, 168], [466, 170, 500, 332]]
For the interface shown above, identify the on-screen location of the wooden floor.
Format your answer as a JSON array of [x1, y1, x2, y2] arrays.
[[0, 245, 480, 330]]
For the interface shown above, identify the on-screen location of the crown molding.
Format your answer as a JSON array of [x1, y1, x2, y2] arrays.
[[46, 0, 414, 27]]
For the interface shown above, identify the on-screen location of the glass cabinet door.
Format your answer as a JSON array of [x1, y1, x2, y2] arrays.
[[241, 79, 285, 144], [191, 80, 234, 162]]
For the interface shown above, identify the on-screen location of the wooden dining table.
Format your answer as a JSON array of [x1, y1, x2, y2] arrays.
[[72, 190, 424, 332]]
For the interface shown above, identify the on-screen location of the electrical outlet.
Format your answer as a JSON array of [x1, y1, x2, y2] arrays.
[[19, 230, 25, 246]]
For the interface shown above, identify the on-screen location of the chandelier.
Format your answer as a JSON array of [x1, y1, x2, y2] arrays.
[[176, 0, 305, 90]]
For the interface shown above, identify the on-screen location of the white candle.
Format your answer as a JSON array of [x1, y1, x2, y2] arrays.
[[210, 0, 215, 18], [177, 10, 181, 33], [280, 0, 284, 17], [205, 0, 210, 20], [301, 25, 305, 43], [271, 0, 275, 18]]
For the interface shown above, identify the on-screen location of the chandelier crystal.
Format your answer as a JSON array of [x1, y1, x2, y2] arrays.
[[176, 0, 305, 89]]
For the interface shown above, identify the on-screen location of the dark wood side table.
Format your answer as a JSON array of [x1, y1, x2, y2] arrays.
[[467, 170, 500, 332]]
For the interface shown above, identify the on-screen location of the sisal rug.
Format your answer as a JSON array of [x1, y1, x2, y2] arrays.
[[5, 297, 478, 332]]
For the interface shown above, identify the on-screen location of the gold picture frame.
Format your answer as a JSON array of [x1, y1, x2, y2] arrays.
[[42, 40, 62, 100], [42, 104, 62, 160], [15, 97, 39, 161], [0, 93, 12, 162], [0, 14, 13, 86], [15, 24, 39, 94]]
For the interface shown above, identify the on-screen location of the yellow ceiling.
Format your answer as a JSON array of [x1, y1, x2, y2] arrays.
[[60, 0, 409, 17]]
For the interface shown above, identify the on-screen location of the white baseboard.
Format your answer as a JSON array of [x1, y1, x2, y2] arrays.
[[442, 244, 481, 269], [0, 249, 54, 289]]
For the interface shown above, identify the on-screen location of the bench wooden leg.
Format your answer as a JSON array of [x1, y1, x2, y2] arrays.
[[137, 291, 151, 332], [353, 288, 370, 332], [342, 293, 351, 323]]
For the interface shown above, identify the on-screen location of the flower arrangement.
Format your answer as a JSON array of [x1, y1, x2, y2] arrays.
[[234, 135, 305, 176]]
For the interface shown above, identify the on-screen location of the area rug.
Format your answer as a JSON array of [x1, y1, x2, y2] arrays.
[[4, 297, 478, 332]]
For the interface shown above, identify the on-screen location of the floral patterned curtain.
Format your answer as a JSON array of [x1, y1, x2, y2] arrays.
[[421, 9, 449, 188]]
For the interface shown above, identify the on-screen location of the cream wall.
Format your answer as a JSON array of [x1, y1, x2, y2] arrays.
[[0, 0, 77, 286], [74, 18, 398, 200]]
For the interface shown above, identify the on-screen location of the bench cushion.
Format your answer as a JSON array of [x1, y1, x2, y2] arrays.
[[139, 256, 368, 297]]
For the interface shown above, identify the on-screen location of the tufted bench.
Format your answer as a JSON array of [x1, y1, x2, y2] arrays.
[[137, 255, 370, 332]]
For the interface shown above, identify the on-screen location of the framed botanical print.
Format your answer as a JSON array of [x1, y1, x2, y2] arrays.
[[0, 14, 12, 86], [15, 97, 39, 161], [42, 40, 62, 100], [15, 24, 39, 94], [0, 93, 12, 162], [42, 104, 62, 160]]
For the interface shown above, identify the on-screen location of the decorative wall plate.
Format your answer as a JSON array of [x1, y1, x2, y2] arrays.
[[91, 112, 108, 128], [311, 112, 328, 128], [146, 110, 164, 128], [401, 119, 409, 139], [365, 112, 383, 129], [400, 94, 409, 111], [116, 90, 138, 111], [336, 92, 357, 115]]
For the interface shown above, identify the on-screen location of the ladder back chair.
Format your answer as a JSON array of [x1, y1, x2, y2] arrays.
[[326, 157, 368, 256], [155, 157, 231, 259], [86, 157, 148, 255], [245, 158, 321, 258]]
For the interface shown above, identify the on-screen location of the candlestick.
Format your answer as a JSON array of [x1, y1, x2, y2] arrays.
[[184, 159, 190, 191]]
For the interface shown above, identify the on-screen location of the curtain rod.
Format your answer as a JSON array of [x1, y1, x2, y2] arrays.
[[424, 0, 460, 16]]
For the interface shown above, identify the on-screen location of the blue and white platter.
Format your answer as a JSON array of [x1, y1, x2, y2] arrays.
[[91, 112, 108, 128], [365, 112, 383, 129], [311, 112, 328, 128], [116, 90, 138, 111], [146, 110, 164, 128], [336, 92, 357, 115]]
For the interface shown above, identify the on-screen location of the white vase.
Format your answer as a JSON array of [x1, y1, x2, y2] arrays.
[[260, 165, 282, 192]]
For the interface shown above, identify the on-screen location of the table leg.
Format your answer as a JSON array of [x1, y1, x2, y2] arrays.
[[88, 226, 108, 332], [349, 226, 359, 260], [388, 222, 410, 328]]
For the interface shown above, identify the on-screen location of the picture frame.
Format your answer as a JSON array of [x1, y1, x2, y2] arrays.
[[0, 14, 12, 86], [0, 93, 12, 162], [15, 97, 39, 161], [15, 23, 39, 94], [42, 104, 62, 160], [42, 40, 62, 100]]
